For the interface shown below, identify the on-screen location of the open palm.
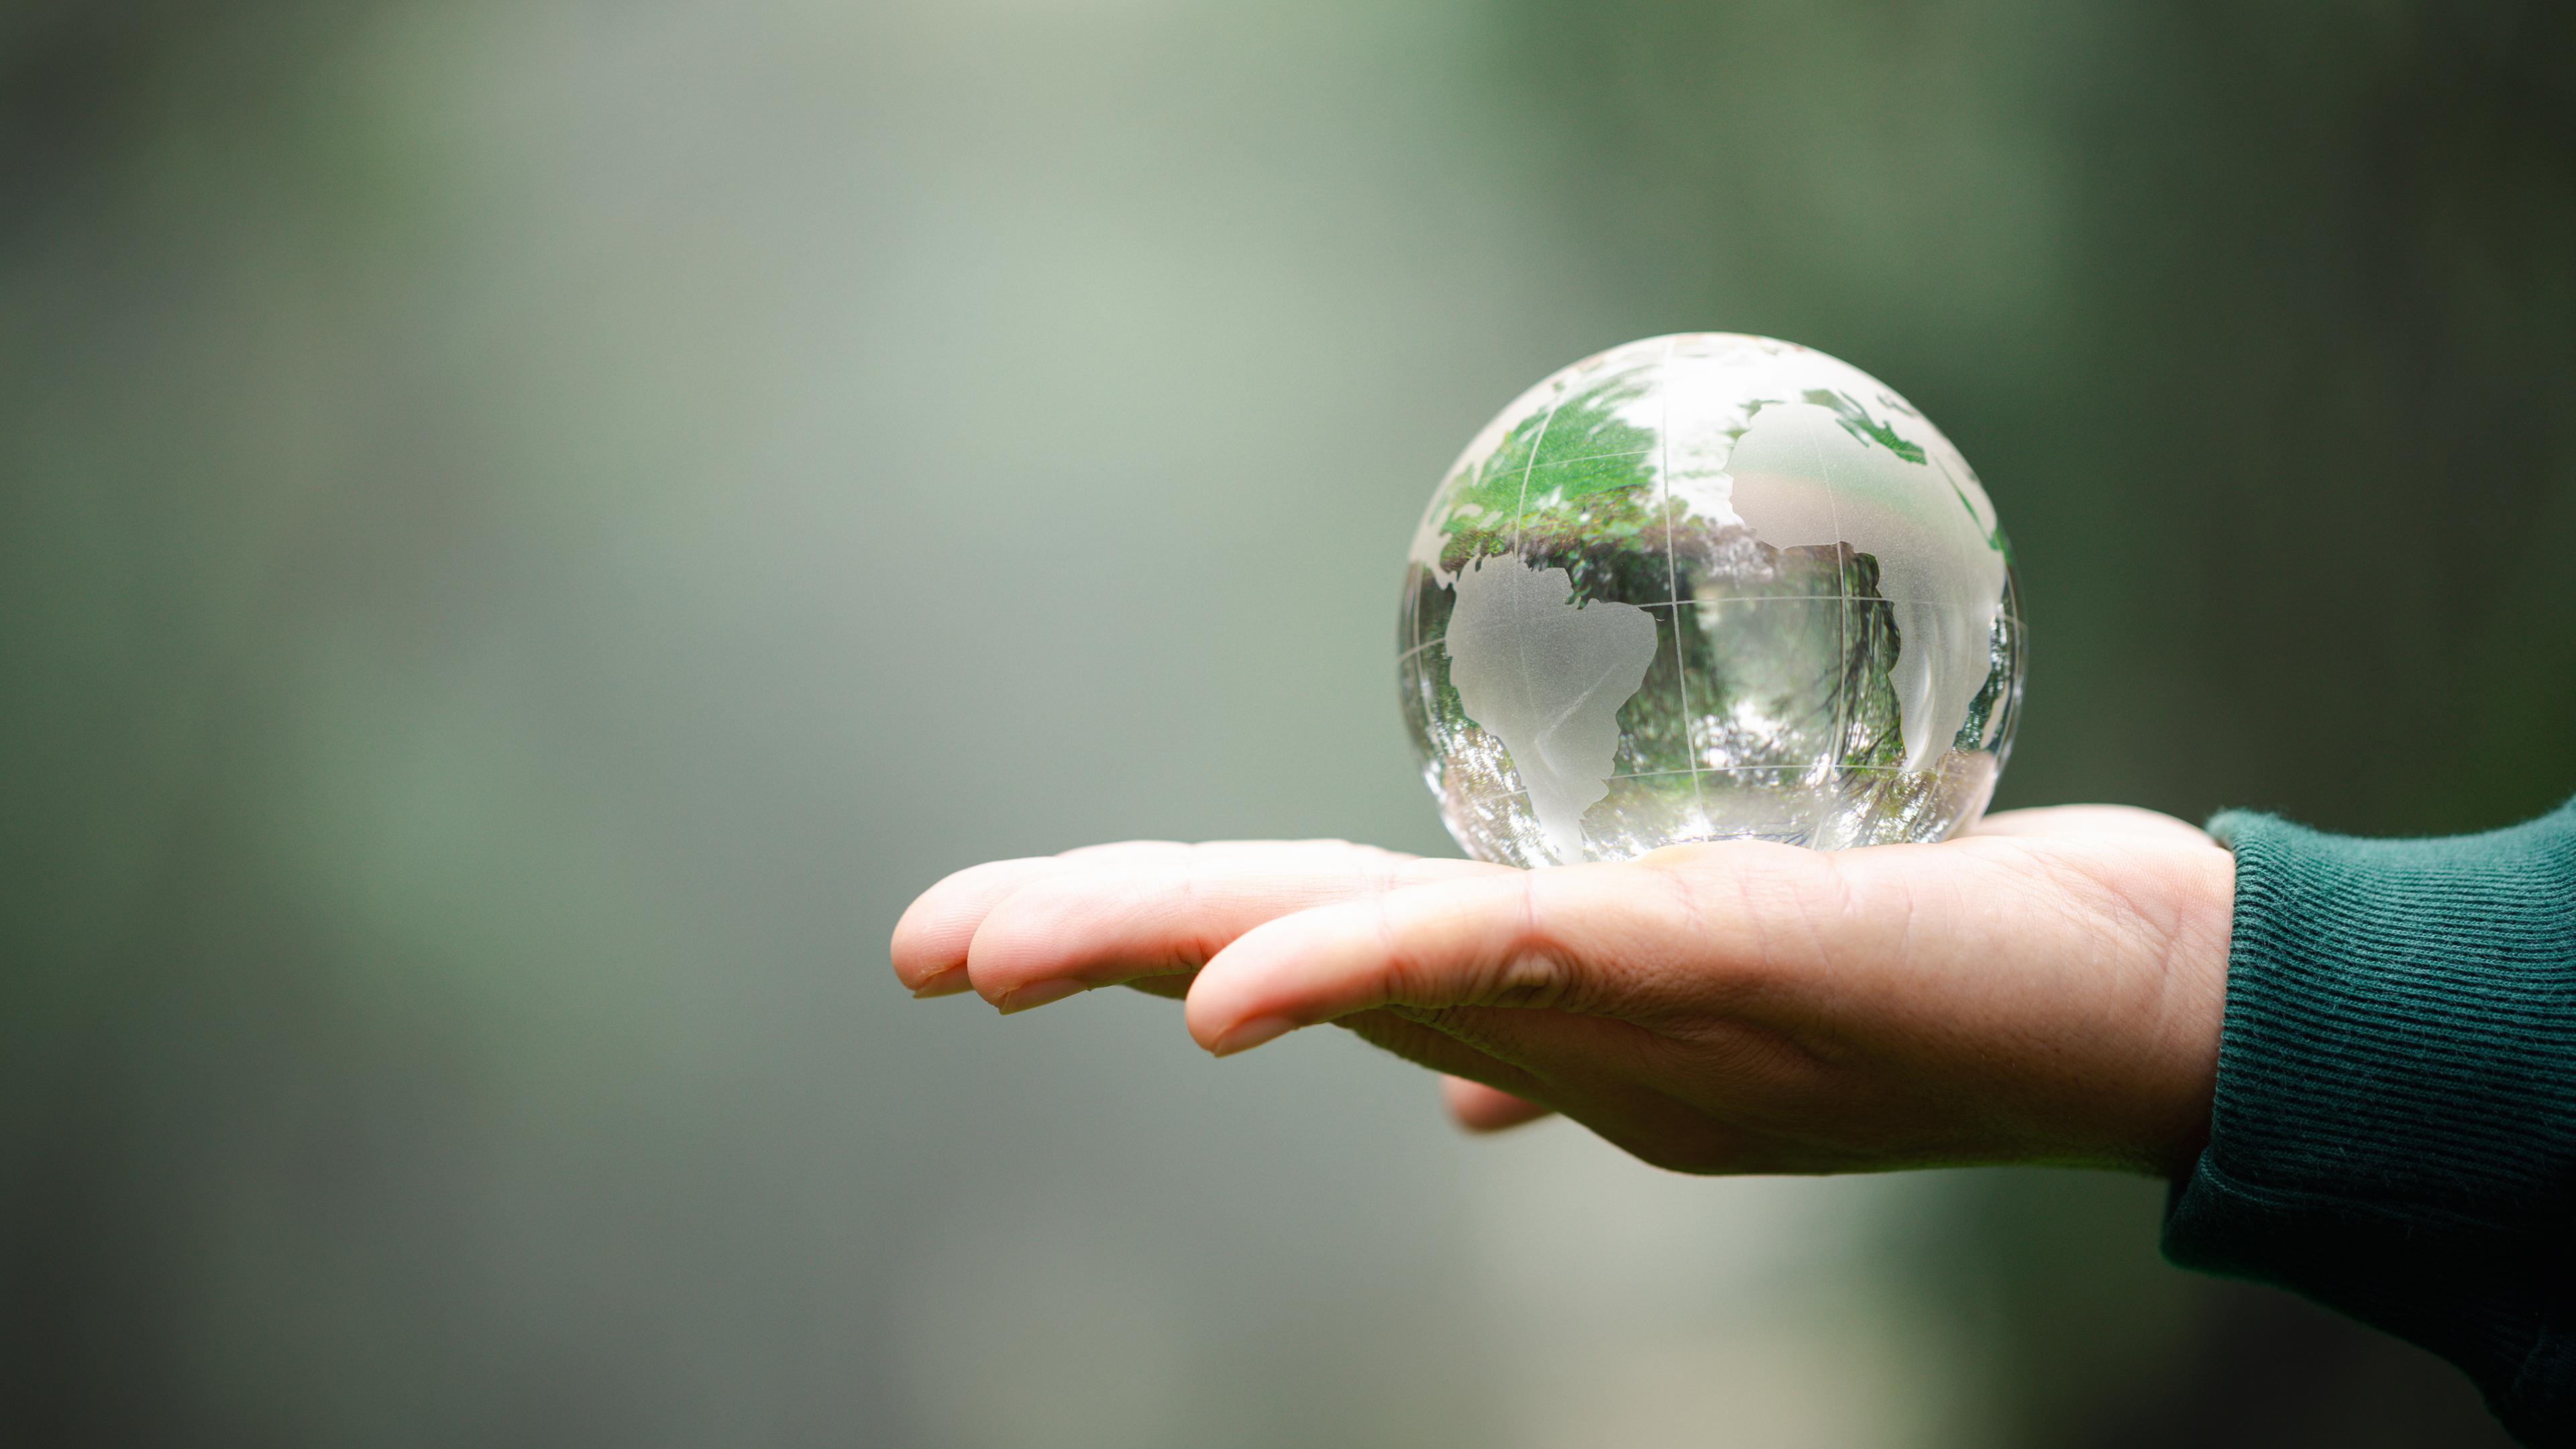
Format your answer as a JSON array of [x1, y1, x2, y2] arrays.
[[891, 807, 2235, 1177]]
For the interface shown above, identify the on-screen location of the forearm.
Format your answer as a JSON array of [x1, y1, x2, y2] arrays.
[[2164, 797, 2576, 1445]]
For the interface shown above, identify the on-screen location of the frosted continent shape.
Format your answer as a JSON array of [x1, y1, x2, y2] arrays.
[[1440, 553, 1660, 863], [1705, 402, 2005, 770]]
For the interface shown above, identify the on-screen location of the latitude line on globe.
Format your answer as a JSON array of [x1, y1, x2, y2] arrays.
[[1461, 762, 1950, 808], [1522, 447, 1654, 470], [1399, 606, 2026, 665]]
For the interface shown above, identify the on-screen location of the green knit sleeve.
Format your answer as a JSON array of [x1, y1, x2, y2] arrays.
[[2163, 797, 2576, 1446]]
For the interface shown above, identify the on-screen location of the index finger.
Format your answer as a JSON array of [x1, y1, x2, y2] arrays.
[[960, 845, 1501, 1009], [892, 841, 1491, 1001]]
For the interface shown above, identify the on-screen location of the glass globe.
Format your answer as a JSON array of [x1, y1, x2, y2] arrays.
[[1399, 333, 2023, 867]]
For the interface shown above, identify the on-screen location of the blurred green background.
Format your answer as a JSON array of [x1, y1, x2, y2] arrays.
[[5, 1, 2570, 1444]]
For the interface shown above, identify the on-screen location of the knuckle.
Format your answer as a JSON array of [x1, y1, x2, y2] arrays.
[[1481, 874, 1585, 1010], [1377, 875, 1601, 1014], [1370, 894, 1430, 1003], [1482, 949, 1574, 1010]]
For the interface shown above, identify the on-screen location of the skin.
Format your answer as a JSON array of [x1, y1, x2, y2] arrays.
[[888, 806, 2237, 1178]]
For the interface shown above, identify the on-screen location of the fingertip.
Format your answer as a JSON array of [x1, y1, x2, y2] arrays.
[[908, 967, 975, 999], [992, 977, 1087, 1015], [1441, 1075, 1554, 1133], [1203, 1013, 1299, 1057], [961, 871, 1105, 1005], [888, 896, 961, 991], [887, 856, 1063, 993], [1179, 933, 1279, 1051]]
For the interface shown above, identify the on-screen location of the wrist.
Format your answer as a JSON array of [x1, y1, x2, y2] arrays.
[[2141, 835, 2233, 1173], [1971, 822, 2233, 1175]]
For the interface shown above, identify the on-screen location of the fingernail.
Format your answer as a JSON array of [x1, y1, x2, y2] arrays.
[[995, 979, 1085, 1015], [1209, 1015, 1298, 1057], [910, 969, 975, 1000]]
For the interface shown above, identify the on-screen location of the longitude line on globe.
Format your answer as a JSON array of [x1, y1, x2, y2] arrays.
[[1656, 337, 1705, 819], [1503, 378, 1570, 857], [1810, 419, 1853, 786], [1507, 386, 1566, 557], [1407, 503, 1424, 659]]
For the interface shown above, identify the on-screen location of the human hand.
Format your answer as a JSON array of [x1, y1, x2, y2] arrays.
[[889, 808, 2234, 1177]]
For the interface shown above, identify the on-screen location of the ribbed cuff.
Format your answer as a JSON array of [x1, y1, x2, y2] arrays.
[[2163, 800, 2576, 1444]]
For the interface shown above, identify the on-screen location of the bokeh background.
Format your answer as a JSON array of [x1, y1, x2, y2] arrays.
[[7, 1, 2571, 1444]]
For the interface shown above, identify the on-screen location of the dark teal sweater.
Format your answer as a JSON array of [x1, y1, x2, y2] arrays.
[[2165, 798, 2576, 1445]]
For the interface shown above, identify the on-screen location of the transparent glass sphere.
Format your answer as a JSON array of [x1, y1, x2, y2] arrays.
[[1399, 334, 2024, 867]]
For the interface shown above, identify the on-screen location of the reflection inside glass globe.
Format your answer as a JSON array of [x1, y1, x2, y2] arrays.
[[1399, 333, 2024, 867]]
